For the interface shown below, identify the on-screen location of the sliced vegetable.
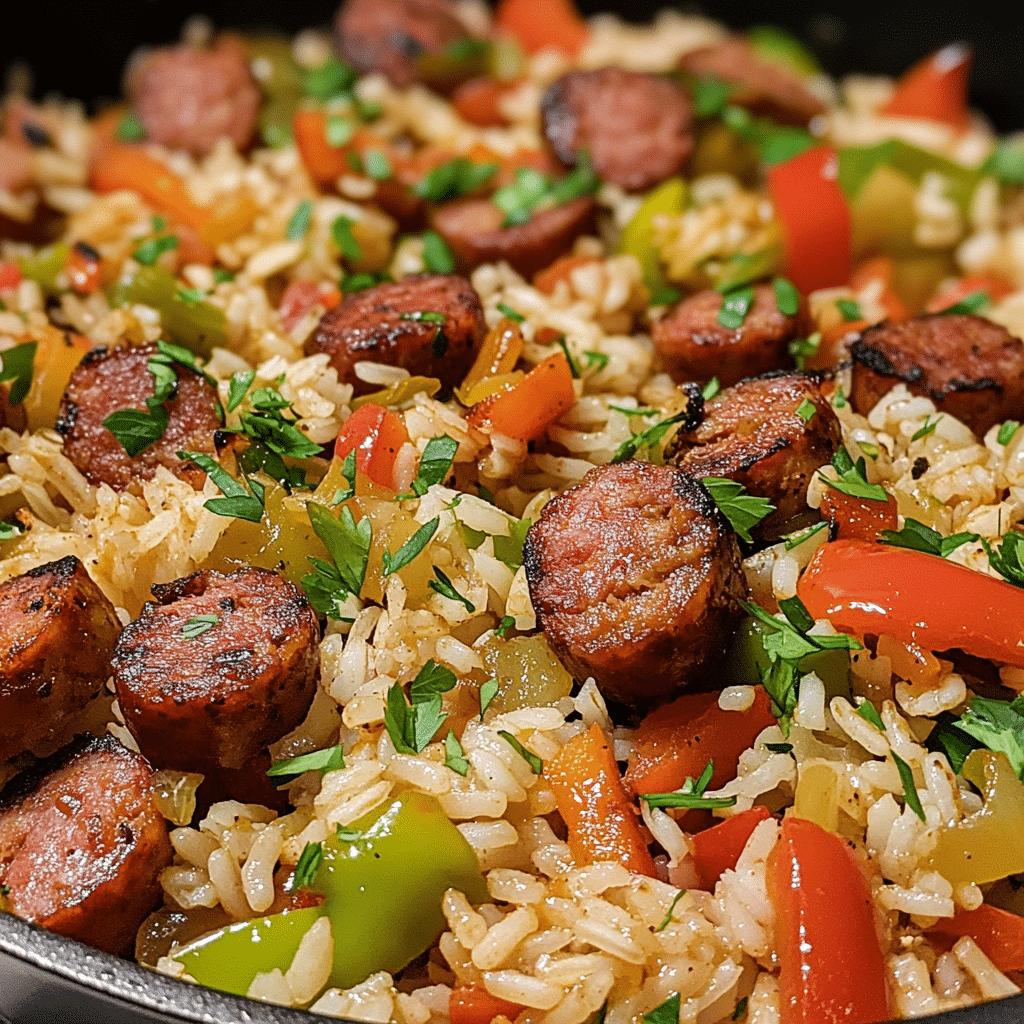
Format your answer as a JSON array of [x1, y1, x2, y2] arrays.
[[617, 177, 687, 298], [819, 484, 898, 541], [495, 0, 589, 57], [67, 242, 102, 293], [174, 792, 487, 994], [467, 353, 574, 441], [91, 145, 212, 234], [545, 722, 656, 876], [925, 274, 1015, 314], [16, 242, 70, 294], [458, 318, 524, 401], [767, 817, 891, 1024], [450, 987, 524, 1024], [848, 256, 909, 321], [333, 403, 409, 491], [880, 43, 972, 131], [278, 280, 342, 332], [798, 539, 1024, 667], [927, 904, 1024, 973], [766, 147, 851, 293], [690, 806, 773, 891], [624, 688, 775, 797]]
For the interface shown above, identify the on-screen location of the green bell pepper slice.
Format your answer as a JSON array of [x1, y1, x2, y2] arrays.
[[746, 26, 823, 77], [171, 791, 487, 997], [617, 177, 687, 300], [111, 265, 226, 357], [17, 242, 70, 294], [726, 615, 852, 703]]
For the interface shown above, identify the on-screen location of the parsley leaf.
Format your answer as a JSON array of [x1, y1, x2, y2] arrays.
[[912, 416, 940, 442], [784, 521, 827, 551], [382, 517, 439, 575], [938, 290, 991, 316], [179, 450, 266, 522], [496, 301, 525, 323], [952, 695, 1024, 777], [496, 615, 515, 638], [880, 518, 979, 558], [116, 112, 146, 142], [407, 435, 458, 496], [692, 76, 732, 117], [268, 744, 345, 780], [105, 402, 170, 457], [789, 332, 821, 369], [429, 566, 475, 611], [414, 157, 497, 203], [181, 613, 218, 639], [820, 447, 889, 502], [498, 731, 543, 774], [773, 277, 800, 316], [765, 742, 793, 754], [0, 340, 37, 405], [855, 699, 885, 732], [656, 889, 686, 932], [133, 235, 178, 266], [325, 115, 353, 148], [717, 286, 754, 330], [836, 298, 862, 322], [641, 758, 737, 810], [643, 994, 681, 1024], [701, 477, 775, 543], [227, 369, 256, 413], [491, 155, 599, 228], [301, 57, 357, 100], [287, 201, 314, 241], [0, 521, 23, 541], [999, 420, 1021, 446], [983, 531, 1024, 588], [583, 350, 609, 371], [479, 677, 499, 720], [702, 377, 720, 401], [308, 501, 372, 596], [422, 231, 455, 274], [363, 149, 393, 181], [384, 683, 448, 754], [331, 216, 362, 262], [891, 750, 926, 822], [611, 410, 689, 464], [493, 516, 530, 571], [292, 842, 323, 889], [335, 825, 363, 842], [444, 730, 470, 776], [409, 659, 458, 704]]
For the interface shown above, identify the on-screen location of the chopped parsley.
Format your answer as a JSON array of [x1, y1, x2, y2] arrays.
[[836, 298, 862, 322], [491, 154, 599, 227], [116, 112, 146, 142], [691, 76, 733, 117], [498, 730, 543, 774], [444, 731, 470, 776], [414, 157, 497, 203], [408, 659, 458, 704], [611, 410, 689, 464], [655, 889, 686, 932], [641, 759, 736, 810], [773, 277, 800, 316], [429, 566, 475, 612], [227, 369, 256, 413], [795, 397, 816, 423], [998, 420, 1021, 446], [181, 613, 218, 639], [105, 347, 183, 456], [643, 994, 681, 1024], [912, 416, 940, 442], [833, 387, 847, 408], [178, 451, 266, 523], [555, 336, 581, 378], [421, 230, 455, 274], [0, 521, 23, 541], [583, 350, 609, 372], [765, 742, 794, 754], [855, 699, 885, 732], [292, 842, 323, 889], [650, 285, 682, 306], [938, 290, 991, 316], [363, 149, 393, 181], [300, 57, 358, 101], [496, 301, 525, 323], [303, 501, 372, 613], [984, 531, 1024, 588], [268, 744, 345, 780], [335, 825, 363, 842], [702, 377, 721, 401], [176, 287, 205, 305], [789, 332, 821, 369], [891, 750, 926, 822], [343, 269, 390, 294], [495, 615, 515, 638], [950, 695, 1024, 778], [784, 521, 827, 551], [384, 665, 455, 755], [396, 435, 458, 498], [479, 677, 499, 720], [325, 115, 354, 148], [382, 517, 439, 575], [701, 477, 775, 544], [493, 516, 530, 571], [331, 216, 362, 262], [716, 286, 754, 330], [819, 447, 889, 502], [133, 234, 179, 266], [0, 340, 36, 405], [879, 517, 979, 558], [732, 997, 748, 1021], [287, 200, 314, 241]]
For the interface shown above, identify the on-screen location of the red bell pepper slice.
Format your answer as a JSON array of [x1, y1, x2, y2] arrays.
[[767, 146, 851, 294], [0, 263, 22, 291], [279, 280, 342, 333], [690, 806, 773, 891], [925, 273, 1015, 313], [450, 987, 524, 1024], [767, 817, 891, 1024], [495, 0, 589, 57], [334, 403, 409, 491], [880, 43, 972, 132], [927, 904, 1024, 974], [798, 539, 1024, 668]]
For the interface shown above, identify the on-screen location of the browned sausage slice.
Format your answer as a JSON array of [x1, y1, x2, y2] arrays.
[[431, 197, 596, 278], [112, 567, 319, 776], [523, 461, 748, 711], [56, 342, 222, 493], [679, 36, 825, 126], [128, 38, 260, 157], [652, 284, 807, 388], [334, 0, 475, 90], [850, 314, 1024, 437], [0, 556, 121, 765], [541, 68, 694, 192], [669, 372, 841, 540], [0, 734, 172, 956], [306, 273, 485, 394]]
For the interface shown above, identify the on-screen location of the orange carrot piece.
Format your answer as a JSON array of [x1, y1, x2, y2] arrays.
[[690, 806, 773, 890], [293, 108, 351, 186], [925, 273, 1016, 313], [450, 987, 524, 1024], [452, 77, 511, 128], [467, 353, 574, 441], [495, 0, 589, 56], [624, 687, 775, 798], [90, 144, 211, 234], [849, 256, 909, 322], [533, 254, 600, 295], [880, 43, 972, 131], [545, 722, 657, 877]]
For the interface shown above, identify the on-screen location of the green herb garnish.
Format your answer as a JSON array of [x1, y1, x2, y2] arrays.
[[429, 566, 475, 612], [716, 286, 754, 330], [0, 340, 36, 405], [181, 613, 218, 639], [836, 298, 862, 322], [382, 517, 439, 575], [891, 750, 926, 822], [773, 277, 800, 316], [292, 842, 324, 888], [444, 731, 470, 776], [479, 677, 499, 720], [133, 235, 179, 266], [701, 477, 775, 543], [498, 731, 543, 774], [268, 744, 345, 780], [287, 200, 314, 242]]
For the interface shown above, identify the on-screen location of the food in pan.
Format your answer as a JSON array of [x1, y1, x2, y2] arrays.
[[1, 2, 1024, 1021]]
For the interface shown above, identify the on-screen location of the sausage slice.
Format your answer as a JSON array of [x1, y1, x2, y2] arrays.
[[850, 314, 1024, 437], [431, 196, 596, 278], [524, 461, 748, 711], [669, 372, 841, 540], [112, 568, 319, 777], [0, 734, 172, 956], [541, 68, 694, 192], [652, 284, 808, 388], [334, 0, 475, 90], [679, 37, 825, 126], [56, 342, 223, 492], [306, 273, 485, 394], [0, 556, 121, 766], [128, 38, 260, 157]]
